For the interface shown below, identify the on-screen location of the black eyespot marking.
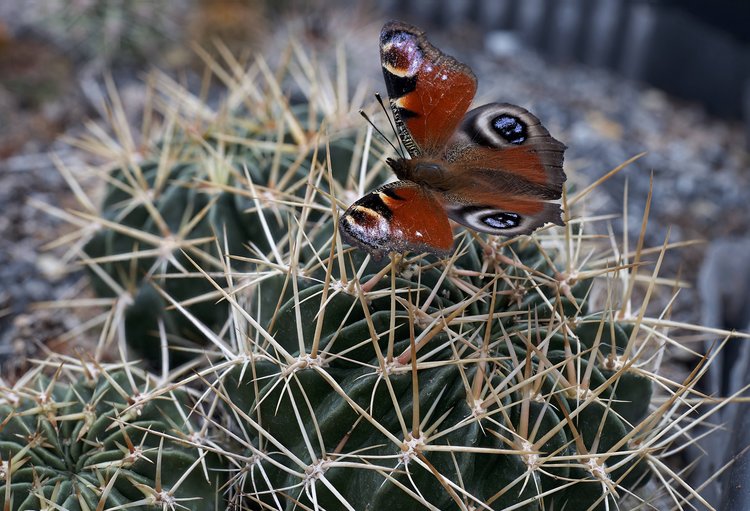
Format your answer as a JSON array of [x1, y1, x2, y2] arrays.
[[492, 115, 527, 145], [383, 73, 418, 99], [340, 218, 383, 250], [355, 194, 393, 219], [483, 212, 521, 229], [379, 28, 402, 46], [381, 187, 406, 201], [395, 106, 418, 120]]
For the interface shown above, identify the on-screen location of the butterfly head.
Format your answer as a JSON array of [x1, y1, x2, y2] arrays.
[[385, 156, 425, 182], [384, 157, 407, 179]]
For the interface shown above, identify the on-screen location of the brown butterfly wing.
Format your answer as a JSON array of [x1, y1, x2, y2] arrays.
[[440, 103, 567, 236], [339, 180, 454, 258], [380, 21, 477, 157]]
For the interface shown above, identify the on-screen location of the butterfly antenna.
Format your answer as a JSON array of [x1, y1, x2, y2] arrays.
[[359, 108, 404, 159], [374, 92, 406, 158]]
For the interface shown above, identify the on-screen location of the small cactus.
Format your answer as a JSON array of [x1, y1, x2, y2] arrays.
[[215, 236, 652, 510], [0, 363, 223, 510]]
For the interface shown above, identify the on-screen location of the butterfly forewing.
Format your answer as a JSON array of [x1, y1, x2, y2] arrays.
[[380, 21, 477, 157], [339, 181, 453, 258]]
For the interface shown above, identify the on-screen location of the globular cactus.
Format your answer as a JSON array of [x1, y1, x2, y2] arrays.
[[19, 0, 185, 68], [78, 59, 372, 367], [0, 364, 223, 510], [49, 37, 724, 511], [213, 235, 653, 510]]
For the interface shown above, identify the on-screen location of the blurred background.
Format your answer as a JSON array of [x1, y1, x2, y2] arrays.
[[0, 1, 749, 507]]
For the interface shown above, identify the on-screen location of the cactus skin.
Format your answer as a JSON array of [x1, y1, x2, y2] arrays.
[[84, 132, 360, 367], [0, 369, 222, 510], [222, 241, 652, 510], [84, 160, 245, 365]]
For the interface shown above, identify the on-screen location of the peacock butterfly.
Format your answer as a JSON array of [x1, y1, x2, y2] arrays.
[[339, 21, 566, 258]]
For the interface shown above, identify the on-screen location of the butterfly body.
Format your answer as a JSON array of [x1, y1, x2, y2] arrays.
[[339, 21, 566, 258]]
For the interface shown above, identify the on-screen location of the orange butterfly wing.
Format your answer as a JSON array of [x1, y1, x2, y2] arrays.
[[339, 24, 567, 258], [380, 21, 477, 157], [339, 181, 453, 258]]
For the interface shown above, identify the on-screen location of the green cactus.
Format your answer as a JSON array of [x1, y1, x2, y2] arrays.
[[81, 70, 373, 367], [212, 236, 653, 510], [20, 0, 184, 67], [0, 365, 223, 510], [48, 40, 723, 511]]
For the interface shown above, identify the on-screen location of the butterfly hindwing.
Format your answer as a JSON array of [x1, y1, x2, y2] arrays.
[[339, 181, 453, 258], [380, 21, 477, 157], [440, 103, 567, 235], [442, 199, 564, 237], [450, 103, 566, 190]]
